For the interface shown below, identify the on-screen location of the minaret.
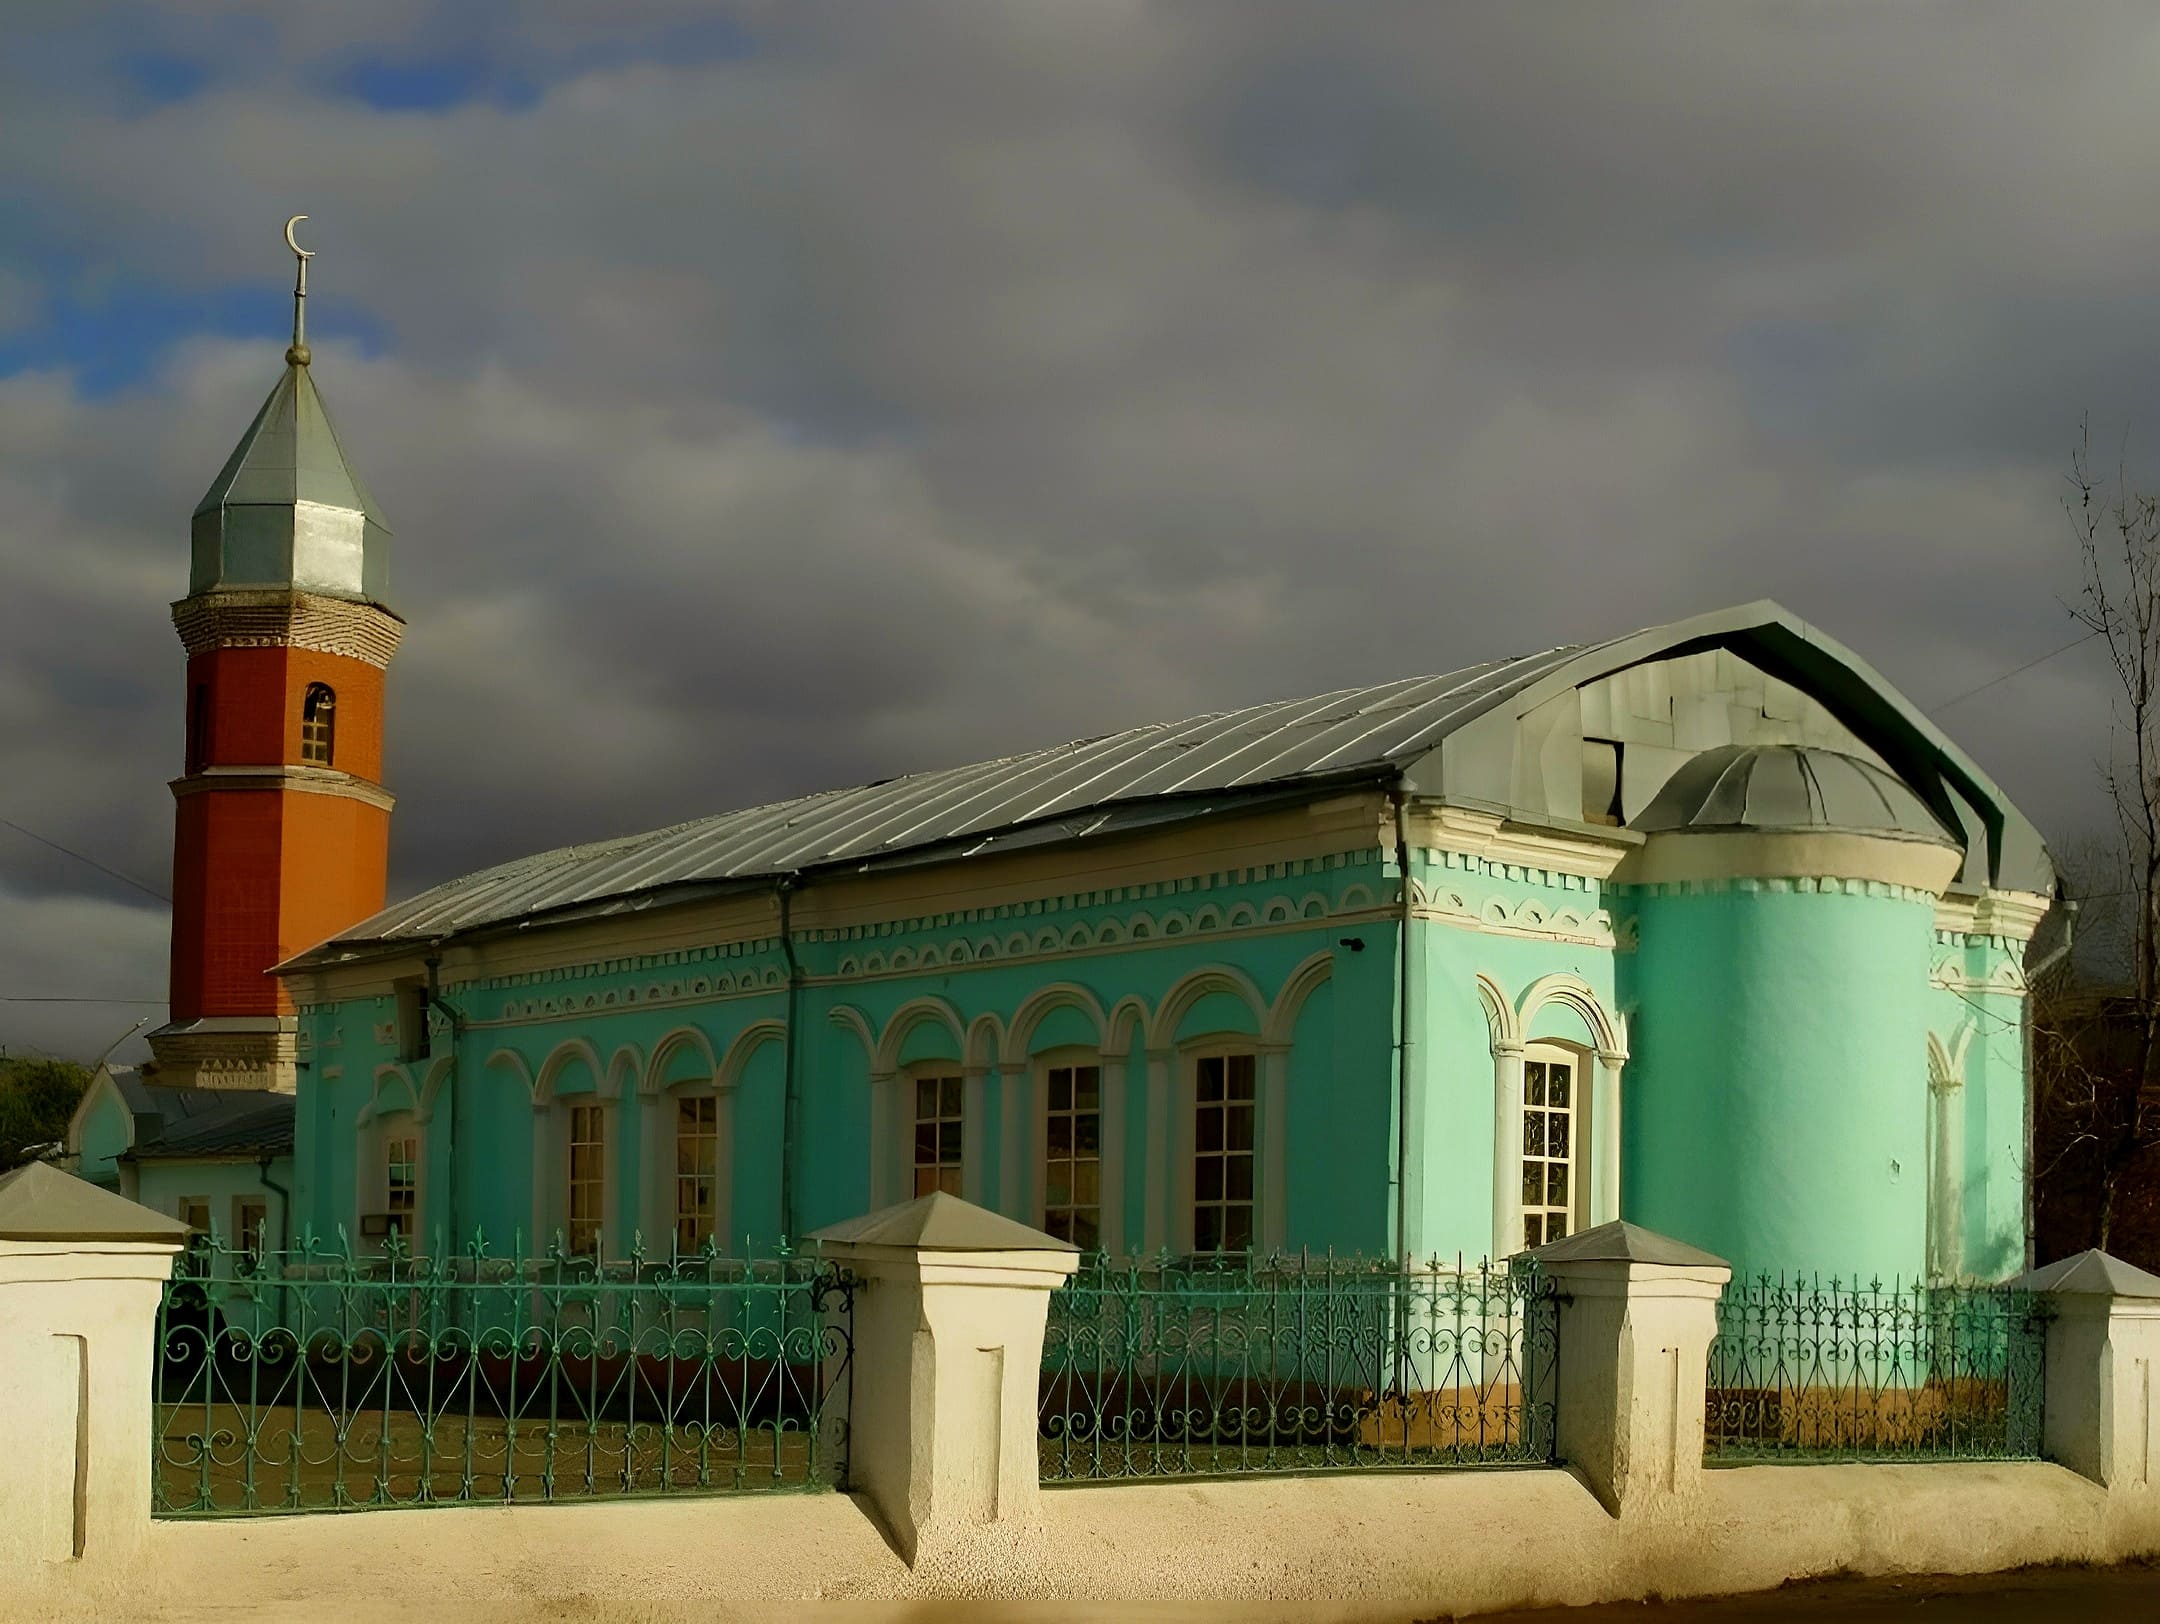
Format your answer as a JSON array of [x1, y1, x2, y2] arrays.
[[150, 217, 403, 1091]]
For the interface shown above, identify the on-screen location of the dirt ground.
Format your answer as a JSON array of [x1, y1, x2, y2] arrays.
[[1467, 1561, 2160, 1622]]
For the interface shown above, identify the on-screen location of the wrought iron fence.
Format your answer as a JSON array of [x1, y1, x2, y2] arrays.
[[1705, 1273, 2046, 1463], [154, 1229, 853, 1517], [1039, 1252, 1558, 1483]]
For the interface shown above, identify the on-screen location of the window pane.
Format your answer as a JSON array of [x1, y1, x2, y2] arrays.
[[1524, 1215, 1542, 1250], [1046, 1169, 1072, 1208], [1226, 1104, 1254, 1151], [1223, 1206, 1252, 1253], [1549, 1164, 1569, 1207], [1548, 1213, 1569, 1241], [914, 1167, 937, 1198], [1075, 1067, 1100, 1109], [1196, 1158, 1223, 1201], [1197, 1058, 1222, 1102], [916, 1078, 937, 1118], [1196, 1106, 1223, 1153], [1525, 1062, 1546, 1106], [1076, 1113, 1099, 1155], [938, 1122, 961, 1162], [915, 1123, 938, 1163], [1072, 1212, 1100, 1252], [938, 1166, 963, 1196], [939, 1076, 963, 1116], [1548, 1064, 1571, 1109], [1522, 1162, 1543, 1205], [1049, 1069, 1071, 1112], [1048, 1115, 1070, 1157], [1548, 1115, 1569, 1159], [1228, 1054, 1256, 1094], [1194, 1208, 1221, 1254], [1524, 1114, 1545, 1157], [1045, 1210, 1072, 1243], [1074, 1161, 1100, 1205], [1226, 1157, 1253, 1202]]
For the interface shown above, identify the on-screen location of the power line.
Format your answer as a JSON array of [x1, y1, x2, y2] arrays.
[[0, 814, 170, 904], [1924, 631, 2102, 716], [0, 996, 166, 1005]]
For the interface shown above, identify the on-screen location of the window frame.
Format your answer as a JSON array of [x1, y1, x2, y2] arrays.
[[905, 1063, 967, 1200], [300, 682, 337, 767], [1520, 1040, 1589, 1251], [565, 1100, 608, 1256], [1185, 1042, 1260, 1258], [1033, 1048, 1104, 1252], [670, 1089, 722, 1256], [178, 1196, 211, 1235]]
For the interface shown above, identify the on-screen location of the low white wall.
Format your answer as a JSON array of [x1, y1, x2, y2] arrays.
[[9, 1460, 2156, 1621]]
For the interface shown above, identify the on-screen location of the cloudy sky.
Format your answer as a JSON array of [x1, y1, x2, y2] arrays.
[[2, 2, 2151, 1062]]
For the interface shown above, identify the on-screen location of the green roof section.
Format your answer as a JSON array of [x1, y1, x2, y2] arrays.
[[189, 358, 392, 606]]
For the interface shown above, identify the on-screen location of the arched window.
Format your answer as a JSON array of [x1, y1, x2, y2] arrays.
[[301, 683, 336, 766], [1521, 1044, 1582, 1249]]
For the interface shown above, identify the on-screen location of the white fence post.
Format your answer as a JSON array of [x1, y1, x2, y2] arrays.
[[1530, 1220, 1731, 1518], [2012, 1250, 2160, 1498], [0, 1163, 187, 1575], [813, 1192, 1079, 1565]]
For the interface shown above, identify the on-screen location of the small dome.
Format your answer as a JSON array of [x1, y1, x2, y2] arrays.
[[1631, 744, 1958, 844]]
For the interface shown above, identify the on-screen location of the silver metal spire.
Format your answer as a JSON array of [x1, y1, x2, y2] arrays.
[[283, 214, 315, 365]]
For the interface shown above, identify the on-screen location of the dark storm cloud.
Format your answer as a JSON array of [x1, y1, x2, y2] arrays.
[[1, 2, 2151, 1058]]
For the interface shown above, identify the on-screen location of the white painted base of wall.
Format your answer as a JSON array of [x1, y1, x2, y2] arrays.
[[9, 1461, 2159, 1621]]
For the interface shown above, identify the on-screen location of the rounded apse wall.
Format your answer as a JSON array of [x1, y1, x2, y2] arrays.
[[1620, 878, 1937, 1283]]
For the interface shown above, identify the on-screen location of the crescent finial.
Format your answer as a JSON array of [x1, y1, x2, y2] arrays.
[[284, 214, 316, 260]]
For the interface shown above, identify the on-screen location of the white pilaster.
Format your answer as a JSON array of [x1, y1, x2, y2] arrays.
[[1591, 1050, 1625, 1227], [1491, 1043, 1526, 1261], [1260, 1044, 1290, 1253]]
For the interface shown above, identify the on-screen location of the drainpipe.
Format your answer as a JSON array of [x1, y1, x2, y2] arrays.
[[1391, 786, 1416, 1263], [423, 947, 465, 1247], [2022, 897, 2077, 1272], [777, 876, 804, 1242], [257, 1154, 291, 1254]]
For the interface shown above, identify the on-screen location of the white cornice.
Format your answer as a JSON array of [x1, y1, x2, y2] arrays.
[[171, 766, 394, 812], [1405, 804, 1637, 881]]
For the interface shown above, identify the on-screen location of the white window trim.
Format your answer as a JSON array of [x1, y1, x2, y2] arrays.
[[357, 1110, 425, 1248], [1520, 1041, 1589, 1251], [1032, 1047, 1111, 1253], [1162, 1035, 1284, 1257], [898, 1062, 971, 1204], [641, 1081, 735, 1259], [1490, 1037, 1622, 1259], [533, 1095, 619, 1257]]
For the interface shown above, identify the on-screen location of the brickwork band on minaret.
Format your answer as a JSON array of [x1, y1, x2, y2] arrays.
[[150, 223, 402, 1091]]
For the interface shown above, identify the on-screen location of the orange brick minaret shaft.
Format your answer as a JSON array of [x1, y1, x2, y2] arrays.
[[152, 229, 403, 1091]]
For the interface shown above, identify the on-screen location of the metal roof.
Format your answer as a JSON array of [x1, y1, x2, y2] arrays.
[[306, 638, 1596, 957], [114, 1078, 297, 1161], [191, 357, 392, 605], [1631, 744, 1959, 844]]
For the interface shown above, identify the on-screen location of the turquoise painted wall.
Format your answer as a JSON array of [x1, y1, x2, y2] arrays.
[[296, 852, 1398, 1259], [1622, 881, 1936, 1281], [74, 1088, 134, 1187], [135, 1159, 292, 1247]]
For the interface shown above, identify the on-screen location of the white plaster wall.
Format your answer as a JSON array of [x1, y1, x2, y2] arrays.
[[9, 1460, 2159, 1621]]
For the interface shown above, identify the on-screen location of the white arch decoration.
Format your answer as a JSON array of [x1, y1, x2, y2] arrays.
[[1263, 951, 1334, 1047], [873, 996, 969, 1075], [417, 1055, 455, 1124], [1926, 1023, 1975, 1282], [1514, 973, 1626, 1060], [483, 1047, 535, 1103], [532, 1037, 610, 1105], [1001, 982, 1109, 1067], [1145, 964, 1270, 1052], [717, 1020, 786, 1093], [642, 1026, 718, 1098], [828, 1005, 876, 1062], [355, 1063, 420, 1128], [1485, 973, 1628, 1263], [1475, 973, 1522, 1053]]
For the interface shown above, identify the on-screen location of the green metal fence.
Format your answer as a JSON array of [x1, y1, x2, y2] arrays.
[[1704, 1273, 2046, 1463], [1039, 1252, 1558, 1483], [153, 1229, 853, 1517]]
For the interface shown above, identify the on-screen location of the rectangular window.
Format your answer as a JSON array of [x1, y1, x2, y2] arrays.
[[179, 1197, 210, 1235], [234, 1197, 269, 1261], [1193, 1053, 1256, 1254], [567, 1104, 606, 1255], [394, 980, 429, 1063], [386, 1134, 418, 1238], [1042, 1063, 1101, 1250], [674, 1094, 719, 1253], [913, 1075, 964, 1198], [1522, 1057, 1575, 1250]]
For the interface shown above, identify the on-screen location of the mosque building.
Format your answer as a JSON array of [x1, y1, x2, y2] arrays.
[[73, 235, 2058, 1282]]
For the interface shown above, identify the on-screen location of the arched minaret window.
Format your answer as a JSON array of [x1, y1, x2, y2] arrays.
[[301, 683, 336, 766]]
